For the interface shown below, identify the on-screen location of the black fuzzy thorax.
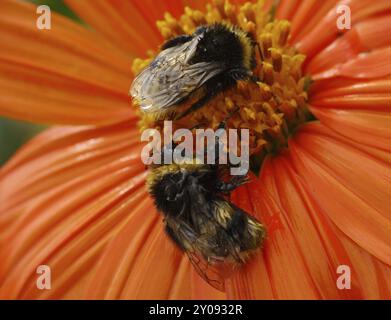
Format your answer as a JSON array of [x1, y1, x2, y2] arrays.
[[149, 166, 218, 220], [190, 24, 246, 68]]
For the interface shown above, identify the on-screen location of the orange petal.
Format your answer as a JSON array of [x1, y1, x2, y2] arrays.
[[65, 0, 209, 56], [64, 0, 165, 56], [229, 169, 320, 299], [312, 47, 391, 80], [311, 78, 391, 100], [0, 122, 141, 217], [288, 0, 338, 44], [335, 230, 391, 299], [337, 47, 391, 79], [227, 186, 274, 299], [310, 76, 391, 153], [0, 0, 134, 125], [310, 107, 391, 152], [88, 200, 223, 299], [288, 123, 391, 266], [276, 0, 301, 20], [306, 29, 365, 76], [307, 15, 391, 75], [290, 0, 338, 44], [0, 122, 145, 299], [85, 203, 188, 299], [289, 0, 319, 40], [355, 15, 391, 50], [296, 0, 391, 59], [228, 151, 391, 299], [310, 94, 391, 111], [264, 156, 361, 299], [0, 121, 226, 299]]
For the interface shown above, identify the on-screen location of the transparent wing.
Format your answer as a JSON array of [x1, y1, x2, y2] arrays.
[[165, 202, 241, 292], [169, 219, 236, 292], [186, 249, 237, 292], [130, 36, 225, 113]]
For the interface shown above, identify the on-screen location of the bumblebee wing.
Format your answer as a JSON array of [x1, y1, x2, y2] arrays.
[[186, 250, 234, 292], [165, 217, 237, 292], [130, 36, 226, 113]]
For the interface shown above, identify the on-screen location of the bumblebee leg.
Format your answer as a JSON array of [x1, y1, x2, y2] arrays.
[[177, 202, 188, 218], [228, 68, 253, 81], [217, 106, 240, 129], [212, 106, 241, 164], [216, 175, 249, 193], [255, 42, 263, 61], [168, 171, 189, 201]]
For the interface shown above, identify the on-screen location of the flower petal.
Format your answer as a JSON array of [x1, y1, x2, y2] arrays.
[[289, 0, 338, 43], [310, 107, 391, 152], [307, 15, 391, 75], [311, 94, 391, 112], [309, 75, 391, 151], [0, 122, 151, 299], [276, 0, 301, 20], [85, 202, 188, 299], [87, 203, 223, 299], [0, 0, 134, 125], [335, 231, 391, 299], [288, 0, 338, 44], [0, 120, 225, 299], [296, 0, 391, 59], [0, 122, 140, 217], [229, 170, 320, 299], [228, 151, 391, 299], [227, 186, 274, 299], [311, 47, 391, 80], [288, 123, 391, 266], [311, 78, 391, 99], [64, 0, 164, 56]]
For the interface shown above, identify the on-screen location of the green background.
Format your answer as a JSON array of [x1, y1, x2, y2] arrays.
[[0, 0, 80, 165]]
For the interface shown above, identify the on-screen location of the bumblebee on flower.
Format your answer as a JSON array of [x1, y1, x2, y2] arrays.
[[0, 0, 390, 299]]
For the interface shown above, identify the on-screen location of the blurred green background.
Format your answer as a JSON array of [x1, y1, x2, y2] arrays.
[[0, 0, 80, 165]]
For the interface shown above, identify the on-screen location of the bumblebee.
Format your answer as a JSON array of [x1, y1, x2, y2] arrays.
[[146, 133, 265, 291], [130, 23, 256, 119]]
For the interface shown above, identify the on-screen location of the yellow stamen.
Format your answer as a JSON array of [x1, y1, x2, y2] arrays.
[[132, 0, 310, 162]]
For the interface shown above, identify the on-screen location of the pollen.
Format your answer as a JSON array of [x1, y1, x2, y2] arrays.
[[132, 0, 311, 164]]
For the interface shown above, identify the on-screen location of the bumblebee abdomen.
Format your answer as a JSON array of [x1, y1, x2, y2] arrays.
[[212, 198, 266, 262]]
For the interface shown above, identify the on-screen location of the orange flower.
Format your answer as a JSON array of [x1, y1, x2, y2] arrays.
[[0, 0, 390, 299]]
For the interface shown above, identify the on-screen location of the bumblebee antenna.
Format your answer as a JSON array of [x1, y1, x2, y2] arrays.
[[225, 106, 240, 120], [217, 106, 240, 130], [255, 41, 263, 61]]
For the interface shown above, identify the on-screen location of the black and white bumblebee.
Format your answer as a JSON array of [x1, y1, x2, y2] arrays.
[[146, 133, 265, 291], [130, 23, 256, 119], [131, 23, 265, 291]]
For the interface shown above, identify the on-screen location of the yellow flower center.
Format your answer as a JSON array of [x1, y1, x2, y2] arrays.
[[131, 0, 311, 170]]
